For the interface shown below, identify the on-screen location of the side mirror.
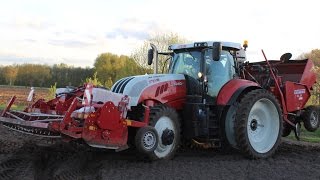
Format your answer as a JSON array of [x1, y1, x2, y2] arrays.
[[149, 43, 159, 74], [212, 42, 221, 61], [147, 49, 153, 65]]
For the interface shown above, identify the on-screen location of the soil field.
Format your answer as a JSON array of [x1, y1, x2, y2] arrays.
[[0, 125, 320, 180], [0, 85, 50, 106], [0, 86, 320, 179]]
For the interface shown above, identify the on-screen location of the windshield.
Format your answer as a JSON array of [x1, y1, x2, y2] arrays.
[[170, 50, 201, 80], [170, 49, 235, 97]]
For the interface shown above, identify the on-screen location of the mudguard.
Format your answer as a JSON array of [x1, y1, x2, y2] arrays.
[[216, 79, 261, 105]]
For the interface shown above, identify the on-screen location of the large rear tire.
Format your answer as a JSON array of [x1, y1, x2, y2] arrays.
[[148, 105, 181, 160], [235, 89, 282, 158]]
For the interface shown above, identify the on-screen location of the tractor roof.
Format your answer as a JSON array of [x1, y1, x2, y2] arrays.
[[169, 41, 242, 51]]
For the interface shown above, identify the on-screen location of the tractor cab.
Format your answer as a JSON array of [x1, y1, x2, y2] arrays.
[[169, 48, 236, 97], [150, 41, 247, 100]]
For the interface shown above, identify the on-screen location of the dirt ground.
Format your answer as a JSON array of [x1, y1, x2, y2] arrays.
[[0, 125, 320, 180], [0, 86, 49, 105]]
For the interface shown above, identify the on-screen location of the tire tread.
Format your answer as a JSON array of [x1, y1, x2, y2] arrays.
[[234, 89, 283, 159], [148, 105, 181, 160]]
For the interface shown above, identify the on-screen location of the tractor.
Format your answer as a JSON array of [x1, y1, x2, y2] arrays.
[[0, 41, 318, 160]]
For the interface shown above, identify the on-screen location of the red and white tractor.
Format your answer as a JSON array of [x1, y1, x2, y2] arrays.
[[0, 41, 318, 160]]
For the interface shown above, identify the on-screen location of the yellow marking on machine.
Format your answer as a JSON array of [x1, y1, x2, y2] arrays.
[[125, 119, 132, 126]]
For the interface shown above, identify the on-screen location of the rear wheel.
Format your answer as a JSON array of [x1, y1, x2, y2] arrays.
[[235, 89, 282, 158], [302, 106, 319, 132], [148, 105, 181, 160]]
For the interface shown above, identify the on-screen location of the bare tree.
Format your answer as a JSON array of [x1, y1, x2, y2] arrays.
[[297, 49, 320, 105], [131, 32, 188, 73]]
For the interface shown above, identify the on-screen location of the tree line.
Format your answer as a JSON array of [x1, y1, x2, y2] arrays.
[[0, 58, 149, 88], [0, 33, 184, 88], [0, 53, 154, 88], [0, 63, 94, 87]]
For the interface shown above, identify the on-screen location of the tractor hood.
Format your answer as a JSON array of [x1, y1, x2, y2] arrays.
[[111, 74, 185, 107]]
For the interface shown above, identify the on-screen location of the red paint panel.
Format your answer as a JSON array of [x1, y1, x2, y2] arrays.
[[96, 101, 122, 130], [138, 80, 187, 109], [284, 81, 310, 112], [216, 79, 260, 105], [81, 102, 128, 148]]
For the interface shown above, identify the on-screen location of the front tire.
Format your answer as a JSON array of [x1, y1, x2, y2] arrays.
[[235, 89, 282, 158], [148, 105, 181, 160], [135, 126, 159, 154]]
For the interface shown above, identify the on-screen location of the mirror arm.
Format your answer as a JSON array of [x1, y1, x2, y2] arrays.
[[150, 43, 158, 74]]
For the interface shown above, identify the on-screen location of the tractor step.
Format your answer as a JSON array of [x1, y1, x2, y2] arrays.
[[191, 138, 221, 149], [208, 111, 219, 137]]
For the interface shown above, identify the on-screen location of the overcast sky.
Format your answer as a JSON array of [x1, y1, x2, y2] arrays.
[[0, 0, 319, 67]]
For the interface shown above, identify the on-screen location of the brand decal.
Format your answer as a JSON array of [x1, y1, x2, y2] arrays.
[[170, 81, 183, 87], [148, 75, 164, 79], [294, 89, 305, 95], [148, 78, 160, 84]]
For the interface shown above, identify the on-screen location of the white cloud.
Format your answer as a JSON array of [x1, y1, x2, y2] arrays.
[[0, 0, 319, 67]]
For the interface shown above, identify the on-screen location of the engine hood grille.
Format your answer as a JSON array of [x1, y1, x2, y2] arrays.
[[111, 74, 185, 106], [111, 77, 135, 93]]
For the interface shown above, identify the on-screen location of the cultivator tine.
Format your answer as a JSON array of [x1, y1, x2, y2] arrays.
[[0, 117, 61, 138], [2, 123, 61, 138]]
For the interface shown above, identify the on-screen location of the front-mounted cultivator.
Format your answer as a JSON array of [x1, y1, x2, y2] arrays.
[[0, 84, 157, 154]]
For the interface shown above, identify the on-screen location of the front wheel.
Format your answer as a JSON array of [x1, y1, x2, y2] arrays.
[[135, 126, 159, 154], [148, 105, 181, 160], [235, 89, 282, 159]]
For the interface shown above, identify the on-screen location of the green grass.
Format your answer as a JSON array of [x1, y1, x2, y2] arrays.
[[0, 104, 26, 111], [287, 127, 320, 143]]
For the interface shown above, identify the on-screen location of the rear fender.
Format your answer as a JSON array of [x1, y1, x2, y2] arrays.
[[216, 79, 260, 105]]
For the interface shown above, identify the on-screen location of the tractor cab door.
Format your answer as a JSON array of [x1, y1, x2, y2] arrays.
[[205, 50, 236, 98], [169, 49, 235, 98], [169, 50, 202, 95]]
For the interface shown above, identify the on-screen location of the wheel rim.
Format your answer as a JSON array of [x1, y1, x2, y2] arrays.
[[142, 131, 157, 150], [310, 111, 318, 127], [154, 116, 175, 158], [247, 98, 279, 153]]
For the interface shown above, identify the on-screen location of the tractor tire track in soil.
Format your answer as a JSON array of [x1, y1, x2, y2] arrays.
[[0, 125, 320, 180]]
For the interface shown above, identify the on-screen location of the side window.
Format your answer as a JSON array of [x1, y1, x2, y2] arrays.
[[206, 50, 235, 97]]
